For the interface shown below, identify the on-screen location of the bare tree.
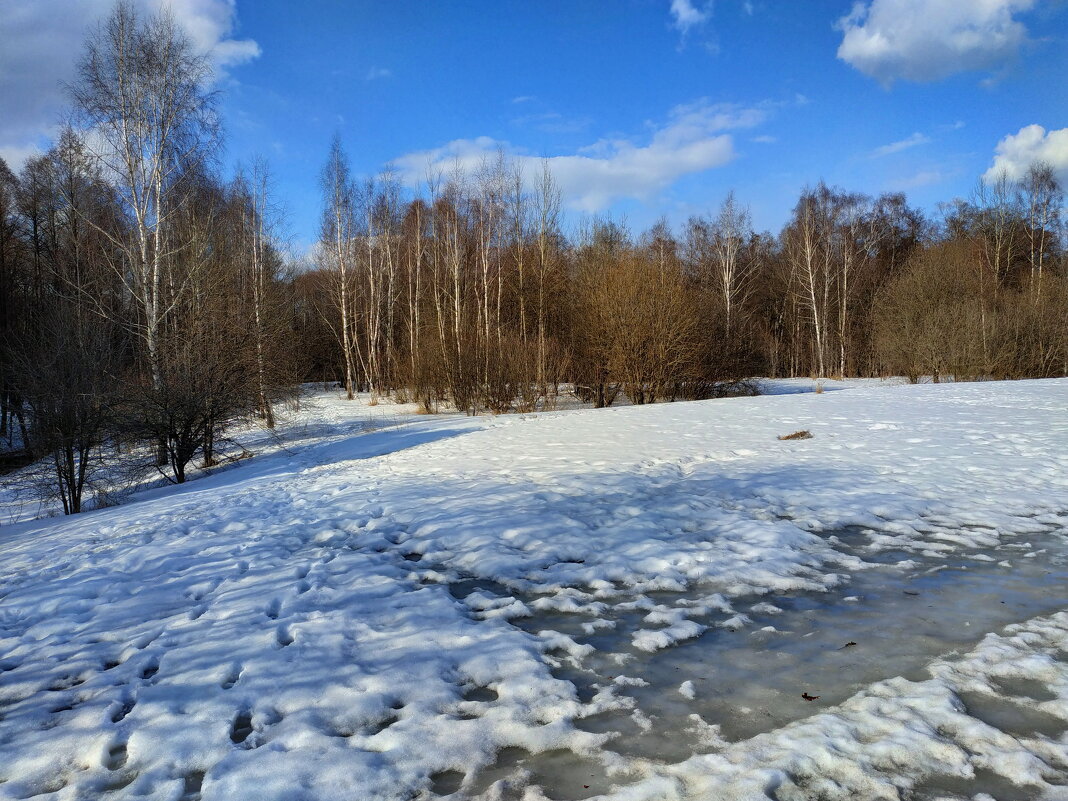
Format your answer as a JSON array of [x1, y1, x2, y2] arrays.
[[533, 160, 560, 395], [233, 158, 284, 426], [12, 296, 120, 514], [0, 158, 25, 445], [834, 192, 883, 377], [70, 0, 219, 399], [711, 191, 753, 335], [1019, 162, 1063, 302], [320, 136, 357, 399], [784, 184, 839, 378]]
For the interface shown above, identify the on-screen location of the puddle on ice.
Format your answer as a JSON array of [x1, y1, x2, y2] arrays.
[[556, 538, 1068, 747], [607, 553, 1068, 743], [446, 525, 1068, 798], [955, 691, 1068, 739], [464, 747, 629, 800], [910, 767, 1046, 801]]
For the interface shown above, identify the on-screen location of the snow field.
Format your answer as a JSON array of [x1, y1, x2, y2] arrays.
[[0, 379, 1066, 800]]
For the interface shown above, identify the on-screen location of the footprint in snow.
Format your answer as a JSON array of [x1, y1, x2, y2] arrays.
[[47, 674, 86, 691], [364, 706, 403, 736], [462, 685, 499, 703], [430, 770, 465, 796], [104, 741, 128, 770], [179, 771, 205, 801], [140, 659, 160, 681], [221, 663, 242, 690], [131, 629, 161, 650], [111, 695, 136, 723], [230, 710, 254, 745], [275, 624, 294, 647]]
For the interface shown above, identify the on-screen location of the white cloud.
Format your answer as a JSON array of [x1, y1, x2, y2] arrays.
[[0, 144, 44, 172], [165, 0, 260, 69], [670, 0, 712, 33], [983, 124, 1068, 183], [0, 0, 258, 170], [871, 132, 931, 157], [836, 0, 1034, 84], [392, 100, 769, 213]]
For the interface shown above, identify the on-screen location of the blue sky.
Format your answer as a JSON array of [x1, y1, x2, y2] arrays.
[[2, 0, 1067, 250]]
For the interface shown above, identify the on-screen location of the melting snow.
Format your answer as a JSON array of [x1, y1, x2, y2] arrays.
[[0, 379, 1067, 800]]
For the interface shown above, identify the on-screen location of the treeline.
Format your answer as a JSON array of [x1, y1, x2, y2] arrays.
[[300, 149, 1066, 413], [1, 1, 1066, 516]]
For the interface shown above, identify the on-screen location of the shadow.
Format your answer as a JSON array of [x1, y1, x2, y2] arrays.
[[0, 418, 475, 543], [757, 380, 851, 396]]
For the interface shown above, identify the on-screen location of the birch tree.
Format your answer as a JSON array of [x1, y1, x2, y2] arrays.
[[70, 0, 219, 393], [785, 185, 837, 378], [533, 161, 560, 393], [320, 136, 357, 399], [835, 192, 882, 377], [234, 158, 279, 426], [712, 191, 753, 336], [1020, 162, 1062, 302]]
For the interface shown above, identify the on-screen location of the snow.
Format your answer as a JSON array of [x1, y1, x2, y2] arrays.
[[1, 378, 1067, 800]]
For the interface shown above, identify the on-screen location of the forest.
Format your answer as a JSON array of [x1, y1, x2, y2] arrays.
[[1, 3, 1065, 515]]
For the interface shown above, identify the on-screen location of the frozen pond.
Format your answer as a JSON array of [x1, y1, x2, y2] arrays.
[[442, 520, 1068, 799]]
